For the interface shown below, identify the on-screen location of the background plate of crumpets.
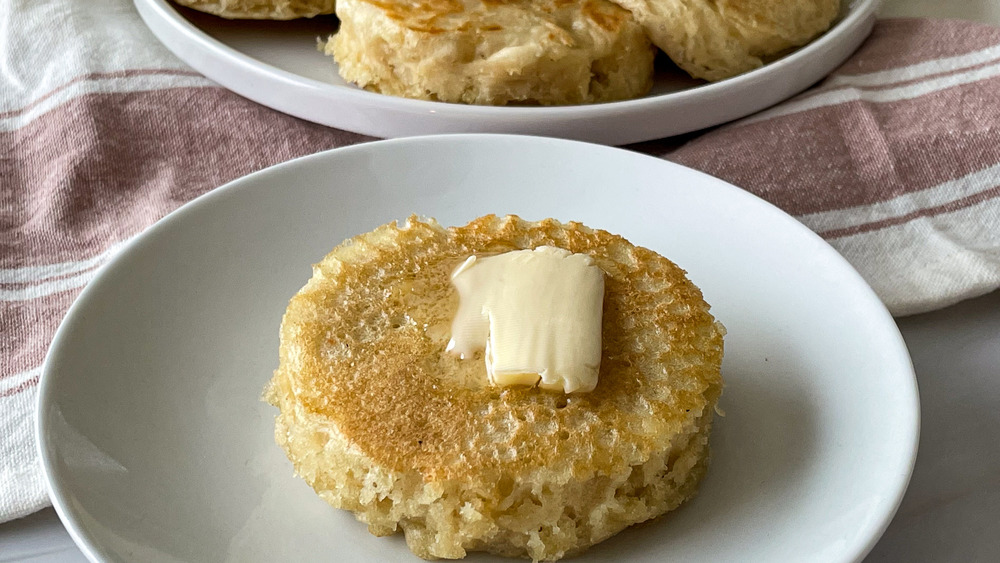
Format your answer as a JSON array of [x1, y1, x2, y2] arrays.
[[134, 0, 879, 144]]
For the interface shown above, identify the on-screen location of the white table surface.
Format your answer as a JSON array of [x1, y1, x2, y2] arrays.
[[3, 1, 999, 561]]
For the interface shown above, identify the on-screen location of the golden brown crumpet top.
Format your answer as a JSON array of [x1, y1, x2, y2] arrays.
[[171, 0, 336, 19], [275, 215, 724, 484], [328, 0, 656, 104], [608, 0, 842, 81]]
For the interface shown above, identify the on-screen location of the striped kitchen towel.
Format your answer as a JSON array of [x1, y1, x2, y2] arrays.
[[659, 18, 1000, 318], [2, 0, 1000, 521]]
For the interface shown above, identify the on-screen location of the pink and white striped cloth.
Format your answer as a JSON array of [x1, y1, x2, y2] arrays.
[[2, 0, 1000, 522], [662, 18, 1000, 317]]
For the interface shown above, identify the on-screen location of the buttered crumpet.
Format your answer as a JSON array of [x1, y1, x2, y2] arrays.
[[265, 215, 725, 561], [609, 0, 841, 81], [170, 0, 336, 19], [326, 0, 656, 105]]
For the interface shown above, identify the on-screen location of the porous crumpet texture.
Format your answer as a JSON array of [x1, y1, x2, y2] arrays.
[[266, 215, 724, 561]]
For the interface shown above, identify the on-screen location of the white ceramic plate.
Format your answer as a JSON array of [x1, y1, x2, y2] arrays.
[[38, 135, 918, 562], [134, 0, 879, 144]]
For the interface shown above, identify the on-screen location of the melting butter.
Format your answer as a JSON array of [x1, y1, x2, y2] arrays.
[[446, 246, 604, 393]]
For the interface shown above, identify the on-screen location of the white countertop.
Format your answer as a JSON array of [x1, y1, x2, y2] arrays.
[[3, 1, 999, 561]]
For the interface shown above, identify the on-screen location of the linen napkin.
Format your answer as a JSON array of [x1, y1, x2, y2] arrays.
[[2, 0, 1000, 522]]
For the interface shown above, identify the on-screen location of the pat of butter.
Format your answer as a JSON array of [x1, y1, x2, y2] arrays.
[[446, 246, 604, 393]]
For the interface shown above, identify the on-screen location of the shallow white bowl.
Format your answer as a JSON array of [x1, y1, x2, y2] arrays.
[[38, 135, 917, 562], [133, 0, 879, 144]]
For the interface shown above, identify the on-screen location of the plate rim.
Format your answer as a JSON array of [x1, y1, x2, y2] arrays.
[[36, 133, 919, 563], [133, 0, 881, 142]]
